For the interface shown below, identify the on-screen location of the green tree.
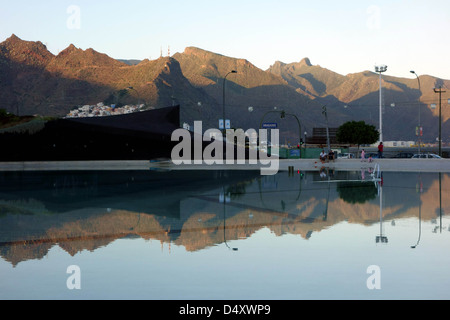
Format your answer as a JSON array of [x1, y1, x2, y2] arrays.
[[336, 121, 379, 155], [337, 181, 378, 204]]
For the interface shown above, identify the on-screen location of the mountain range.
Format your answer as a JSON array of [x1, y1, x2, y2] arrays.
[[1, 34, 449, 142]]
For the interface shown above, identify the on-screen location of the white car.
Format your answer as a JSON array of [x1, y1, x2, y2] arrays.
[[412, 153, 442, 159], [337, 153, 355, 159]]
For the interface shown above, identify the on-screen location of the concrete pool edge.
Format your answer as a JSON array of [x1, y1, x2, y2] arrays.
[[1, 158, 450, 172]]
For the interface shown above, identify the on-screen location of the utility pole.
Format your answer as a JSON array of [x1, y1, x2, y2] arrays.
[[322, 105, 331, 152], [222, 70, 237, 136], [375, 65, 387, 142], [433, 86, 446, 157], [410, 70, 421, 154]]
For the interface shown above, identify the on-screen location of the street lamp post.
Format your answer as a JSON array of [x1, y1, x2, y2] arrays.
[[322, 105, 331, 152], [260, 109, 302, 154], [304, 131, 307, 148], [410, 71, 421, 154], [433, 86, 446, 157], [222, 70, 237, 135], [375, 65, 388, 143]]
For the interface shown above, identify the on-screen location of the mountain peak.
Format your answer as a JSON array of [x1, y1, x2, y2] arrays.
[[6, 34, 21, 43], [59, 44, 79, 54], [3, 34, 48, 51], [0, 34, 53, 66], [51, 44, 125, 68], [299, 57, 312, 67]]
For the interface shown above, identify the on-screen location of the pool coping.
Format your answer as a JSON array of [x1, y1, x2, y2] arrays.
[[0, 158, 449, 172]]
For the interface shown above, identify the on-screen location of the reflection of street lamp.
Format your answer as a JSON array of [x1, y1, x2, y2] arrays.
[[375, 179, 388, 244], [410, 71, 422, 154], [411, 175, 422, 248], [222, 187, 238, 251], [222, 70, 237, 134], [375, 65, 387, 142]]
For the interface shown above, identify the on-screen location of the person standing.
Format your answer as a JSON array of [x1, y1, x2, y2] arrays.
[[378, 142, 383, 158], [361, 149, 366, 162]]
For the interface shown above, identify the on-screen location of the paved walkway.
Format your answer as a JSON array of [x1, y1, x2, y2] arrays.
[[1, 158, 449, 173], [154, 158, 450, 173], [280, 158, 450, 172]]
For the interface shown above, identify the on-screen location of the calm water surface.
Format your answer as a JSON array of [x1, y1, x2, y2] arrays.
[[0, 169, 449, 300]]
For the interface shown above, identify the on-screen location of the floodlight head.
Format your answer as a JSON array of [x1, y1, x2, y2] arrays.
[[375, 65, 387, 73], [231, 70, 237, 74], [410, 70, 415, 74]]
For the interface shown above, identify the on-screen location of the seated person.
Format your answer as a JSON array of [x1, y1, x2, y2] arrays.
[[319, 150, 327, 162], [328, 150, 335, 161]]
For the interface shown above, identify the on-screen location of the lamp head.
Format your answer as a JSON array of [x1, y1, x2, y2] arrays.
[[375, 65, 387, 73]]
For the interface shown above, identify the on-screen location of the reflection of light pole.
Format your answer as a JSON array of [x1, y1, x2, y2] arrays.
[[439, 172, 442, 234], [410, 71, 421, 154], [222, 70, 237, 134], [375, 179, 388, 244], [222, 187, 238, 251], [323, 171, 330, 221], [411, 174, 422, 248], [375, 65, 387, 142]]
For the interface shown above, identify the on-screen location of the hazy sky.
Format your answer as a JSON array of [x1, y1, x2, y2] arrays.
[[1, 0, 449, 80]]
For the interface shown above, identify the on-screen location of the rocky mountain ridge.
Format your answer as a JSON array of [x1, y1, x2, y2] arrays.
[[1, 34, 449, 141]]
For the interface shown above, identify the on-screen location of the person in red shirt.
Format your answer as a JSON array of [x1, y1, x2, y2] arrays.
[[378, 142, 383, 158]]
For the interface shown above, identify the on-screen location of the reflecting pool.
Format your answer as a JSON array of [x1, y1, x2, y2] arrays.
[[0, 169, 449, 300]]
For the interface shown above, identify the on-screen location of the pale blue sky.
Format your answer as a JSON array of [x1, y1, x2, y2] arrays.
[[1, 0, 449, 80]]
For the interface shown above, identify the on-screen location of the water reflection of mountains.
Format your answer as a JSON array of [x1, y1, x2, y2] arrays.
[[0, 170, 448, 266]]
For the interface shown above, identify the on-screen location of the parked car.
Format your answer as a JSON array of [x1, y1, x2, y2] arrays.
[[412, 153, 442, 159], [392, 152, 414, 159], [337, 153, 355, 159]]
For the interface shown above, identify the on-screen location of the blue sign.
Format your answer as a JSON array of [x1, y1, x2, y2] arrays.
[[219, 119, 231, 129], [289, 149, 300, 158], [262, 123, 278, 129]]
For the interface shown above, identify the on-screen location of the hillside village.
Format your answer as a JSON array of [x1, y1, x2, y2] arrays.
[[65, 103, 145, 118]]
